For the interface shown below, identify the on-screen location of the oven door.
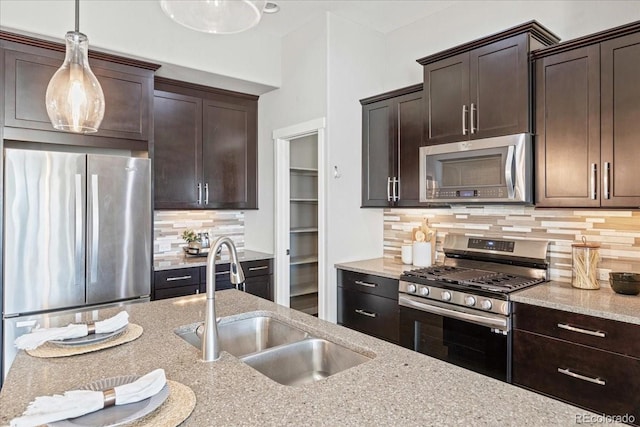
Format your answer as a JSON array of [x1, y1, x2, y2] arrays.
[[399, 294, 511, 382]]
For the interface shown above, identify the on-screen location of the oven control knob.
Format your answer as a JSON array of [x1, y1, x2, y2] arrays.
[[406, 284, 417, 294], [441, 291, 452, 301], [420, 287, 430, 297], [464, 296, 476, 306], [481, 299, 493, 310]]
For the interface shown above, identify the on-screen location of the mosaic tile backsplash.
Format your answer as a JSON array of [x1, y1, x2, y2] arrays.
[[154, 210, 244, 256], [384, 207, 640, 285]]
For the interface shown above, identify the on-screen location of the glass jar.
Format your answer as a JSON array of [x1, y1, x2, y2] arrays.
[[571, 237, 601, 290]]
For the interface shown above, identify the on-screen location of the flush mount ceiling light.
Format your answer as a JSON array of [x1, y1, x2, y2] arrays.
[[160, 0, 268, 35], [45, 0, 105, 133]]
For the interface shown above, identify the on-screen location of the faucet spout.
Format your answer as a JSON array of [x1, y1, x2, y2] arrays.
[[202, 236, 245, 362]]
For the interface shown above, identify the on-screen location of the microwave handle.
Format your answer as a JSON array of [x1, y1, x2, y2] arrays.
[[505, 145, 515, 199]]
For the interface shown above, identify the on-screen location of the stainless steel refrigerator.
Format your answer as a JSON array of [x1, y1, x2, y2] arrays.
[[2, 148, 151, 380]]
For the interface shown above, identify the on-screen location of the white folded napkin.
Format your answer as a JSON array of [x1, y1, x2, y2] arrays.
[[10, 368, 166, 427], [14, 311, 130, 350]]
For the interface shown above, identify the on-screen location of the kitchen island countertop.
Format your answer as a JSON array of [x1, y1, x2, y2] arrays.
[[0, 290, 597, 426]]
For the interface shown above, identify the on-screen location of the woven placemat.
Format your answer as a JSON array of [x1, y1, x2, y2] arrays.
[[130, 380, 196, 427], [26, 324, 143, 358]]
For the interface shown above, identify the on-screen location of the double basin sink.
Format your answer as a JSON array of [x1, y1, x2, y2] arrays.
[[175, 314, 372, 386]]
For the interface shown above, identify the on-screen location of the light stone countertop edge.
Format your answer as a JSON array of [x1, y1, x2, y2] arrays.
[[154, 249, 273, 271]]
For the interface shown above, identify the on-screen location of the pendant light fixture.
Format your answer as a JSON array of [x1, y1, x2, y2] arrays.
[[160, 0, 267, 35], [45, 0, 105, 133]]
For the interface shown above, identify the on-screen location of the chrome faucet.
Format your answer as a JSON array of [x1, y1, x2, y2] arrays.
[[202, 236, 245, 362]]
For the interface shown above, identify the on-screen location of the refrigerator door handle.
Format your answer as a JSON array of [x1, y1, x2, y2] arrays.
[[75, 174, 84, 287], [90, 174, 99, 284]]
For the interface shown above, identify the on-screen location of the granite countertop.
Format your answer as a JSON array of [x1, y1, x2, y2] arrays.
[[154, 249, 273, 271], [1, 291, 598, 426], [512, 281, 640, 326], [337, 258, 640, 327], [334, 257, 408, 280]]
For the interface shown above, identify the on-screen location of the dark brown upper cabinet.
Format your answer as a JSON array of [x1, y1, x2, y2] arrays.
[[1, 31, 158, 151], [154, 77, 258, 210], [417, 21, 560, 146], [534, 21, 640, 208], [361, 84, 423, 207]]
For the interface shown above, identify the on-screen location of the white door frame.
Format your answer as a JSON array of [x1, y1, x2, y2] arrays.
[[273, 118, 327, 319]]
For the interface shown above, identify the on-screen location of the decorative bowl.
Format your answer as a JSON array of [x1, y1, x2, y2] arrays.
[[609, 272, 640, 295]]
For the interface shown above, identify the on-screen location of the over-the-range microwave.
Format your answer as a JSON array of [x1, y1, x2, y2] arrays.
[[419, 133, 533, 204]]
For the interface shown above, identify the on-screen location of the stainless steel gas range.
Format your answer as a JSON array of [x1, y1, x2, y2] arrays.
[[399, 234, 549, 383]]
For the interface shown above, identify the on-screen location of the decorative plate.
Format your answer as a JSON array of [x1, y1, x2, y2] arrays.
[[49, 375, 169, 427], [49, 326, 128, 347]]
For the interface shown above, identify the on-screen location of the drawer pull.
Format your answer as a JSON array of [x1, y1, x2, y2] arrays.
[[354, 280, 377, 288], [557, 368, 605, 386], [166, 275, 192, 281], [215, 271, 230, 276], [557, 323, 605, 338], [248, 266, 269, 271], [355, 309, 377, 318]]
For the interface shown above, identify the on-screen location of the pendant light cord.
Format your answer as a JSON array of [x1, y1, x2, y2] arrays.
[[75, 0, 79, 32]]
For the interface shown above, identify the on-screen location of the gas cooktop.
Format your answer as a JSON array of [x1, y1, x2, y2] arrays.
[[401, 265, 545, 293]]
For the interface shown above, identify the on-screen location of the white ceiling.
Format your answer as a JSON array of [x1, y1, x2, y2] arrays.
[[253, 0, 460, 37]]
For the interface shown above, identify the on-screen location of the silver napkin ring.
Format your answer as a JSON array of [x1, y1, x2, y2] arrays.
[[103, 388, 116, 407]]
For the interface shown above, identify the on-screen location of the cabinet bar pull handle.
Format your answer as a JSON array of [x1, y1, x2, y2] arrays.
[[603, 162, 610, 200], [395, 177, 400, 202], [197, 183, 202, 205], [557, 323, 605, 338], [387, 177, 392, 202], [590, 164, 597, 200], [462, 105, 468, 135], [354, 280, 377, 288], [557, 368, 605, 386], [167, 275, 192, 281], [470, 103, 476, 134], [204, 182, 209, 205], [355, 309, 377, 318], [392, 177, 398, 202], [248, 266, 268, 271], [216, 270, 230, 276]]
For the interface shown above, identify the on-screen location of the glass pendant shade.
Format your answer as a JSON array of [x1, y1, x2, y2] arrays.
[[45, 31, 105, 133], [160, 0, 266, 34]]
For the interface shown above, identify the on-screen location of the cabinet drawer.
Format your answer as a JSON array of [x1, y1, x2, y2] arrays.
[[514, 303, 640, 358], [337, 269, 398, 300], [242, 259, 273, 278], [154, 268, 200, 290], [338, 288, 399, 343], [155, 285, 200, 300], [513, 330, 640, 422]]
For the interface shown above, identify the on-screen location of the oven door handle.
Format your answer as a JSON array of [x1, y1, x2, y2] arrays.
[[399, 295, 508, 331]]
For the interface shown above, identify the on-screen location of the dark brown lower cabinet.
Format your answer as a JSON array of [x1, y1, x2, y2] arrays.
[[513, 303, 640, 425], [337, 269, 399, 344], [153, 258, 273, 301]]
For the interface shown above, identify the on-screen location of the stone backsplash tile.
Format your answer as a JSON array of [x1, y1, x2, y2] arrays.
[[385, 207, 640, 284], [154, 210, 244, 256]]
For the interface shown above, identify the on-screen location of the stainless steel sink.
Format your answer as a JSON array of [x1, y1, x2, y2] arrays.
[[175, 315, 309, 357], [240, 338, 372, 386]]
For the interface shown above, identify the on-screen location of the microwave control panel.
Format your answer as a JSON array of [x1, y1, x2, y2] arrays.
[[432, 188, 506, 198]]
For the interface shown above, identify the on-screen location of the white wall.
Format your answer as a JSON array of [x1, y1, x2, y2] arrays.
[[244, 14, 329, 253], [324, 14, 385, 321], [384, 0, 640, 89], [0, 0, 281, 93]]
